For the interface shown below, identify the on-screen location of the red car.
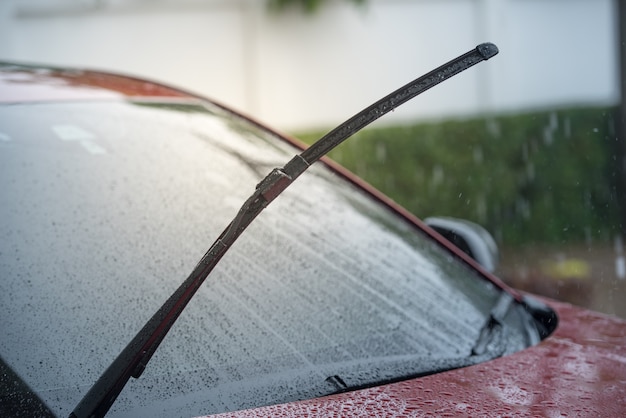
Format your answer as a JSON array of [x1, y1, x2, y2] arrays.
[[1, 52, 625, 418]]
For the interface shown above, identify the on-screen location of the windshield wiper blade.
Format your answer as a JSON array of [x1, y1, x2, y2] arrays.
[[70, 43, 498, 418]]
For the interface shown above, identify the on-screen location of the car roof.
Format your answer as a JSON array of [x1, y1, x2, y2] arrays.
[[0, 61, 192, 103]]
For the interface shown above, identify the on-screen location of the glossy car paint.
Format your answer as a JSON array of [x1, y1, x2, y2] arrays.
[[2, 63, 625, 417], [0, 63, 188, 103]]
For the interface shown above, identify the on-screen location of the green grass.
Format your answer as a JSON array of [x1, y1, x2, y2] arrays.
[[294, 107, 621, 245]]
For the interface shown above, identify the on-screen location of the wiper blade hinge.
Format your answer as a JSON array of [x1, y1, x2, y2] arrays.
[[256, 155, 309, 202]]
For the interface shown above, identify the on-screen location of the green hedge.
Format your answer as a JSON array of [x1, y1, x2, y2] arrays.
[[295, 107, 621, 245]]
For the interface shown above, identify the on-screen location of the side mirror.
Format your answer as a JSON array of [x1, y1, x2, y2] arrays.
[[424, 216, 499, 273]]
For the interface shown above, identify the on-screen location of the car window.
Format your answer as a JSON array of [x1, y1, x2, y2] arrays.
[[0, 100, 531, 417]]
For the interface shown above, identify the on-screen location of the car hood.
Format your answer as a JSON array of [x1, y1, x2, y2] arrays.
[[212, 298, 626, 417]]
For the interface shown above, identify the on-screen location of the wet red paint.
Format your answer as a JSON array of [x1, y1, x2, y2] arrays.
[[209, 299, 626, 417], [0, 63, 190, 103]]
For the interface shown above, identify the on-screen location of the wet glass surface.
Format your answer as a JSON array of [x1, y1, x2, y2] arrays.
[[0, 100, 528, 416]]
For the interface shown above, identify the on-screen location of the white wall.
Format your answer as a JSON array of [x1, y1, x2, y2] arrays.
[[0, 0, 618, 131]]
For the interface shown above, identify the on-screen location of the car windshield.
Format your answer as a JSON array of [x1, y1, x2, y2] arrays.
[[0, 100, 527, 417]]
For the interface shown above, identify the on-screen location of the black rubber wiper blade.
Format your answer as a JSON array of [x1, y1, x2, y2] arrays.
[[70, 43, 498, 418]]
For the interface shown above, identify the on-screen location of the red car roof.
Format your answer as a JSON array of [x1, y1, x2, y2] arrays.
[[0, 62, 190, 103]]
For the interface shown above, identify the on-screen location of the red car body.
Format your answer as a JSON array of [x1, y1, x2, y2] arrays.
[[1, 63, 625, 417]]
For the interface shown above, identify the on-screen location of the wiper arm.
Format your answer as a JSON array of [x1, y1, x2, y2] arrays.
[[70, 43, 498, 418], [472, 292, 513, 356]]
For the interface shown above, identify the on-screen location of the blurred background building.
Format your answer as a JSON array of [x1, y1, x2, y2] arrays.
[[0, 0, 617, 131]]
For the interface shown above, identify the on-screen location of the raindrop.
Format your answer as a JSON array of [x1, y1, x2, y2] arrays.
[[542, 112, 558, 145], [615, 236, 625, 280], [564, 117, 572, 138], [475, 195, 487, 223], [486, 118, 501, 138], [543, 126, 554, 145], [549, 111, 558, 130], [375, 142, 387, 163], [473, 147, 484, 164], [431, 165, 444, 187]]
